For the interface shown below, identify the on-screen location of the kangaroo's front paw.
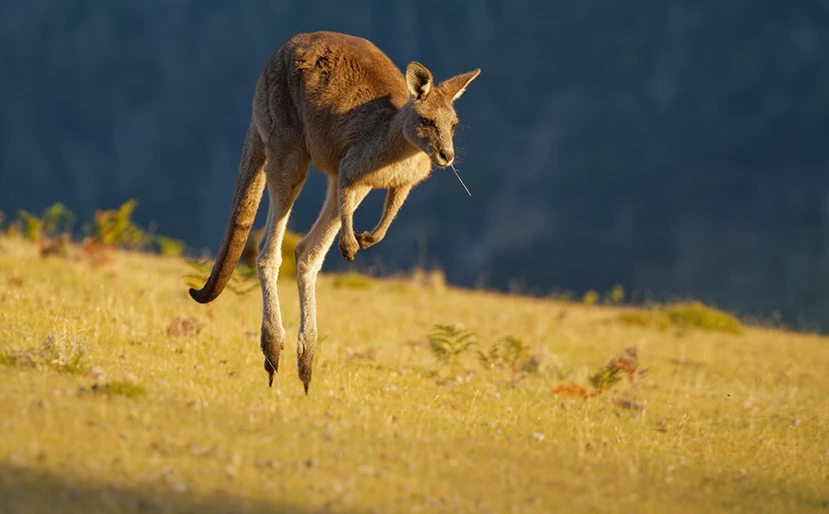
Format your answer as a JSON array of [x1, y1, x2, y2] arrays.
[[354, 231, 377, 249], [338, 234, 358, 262]]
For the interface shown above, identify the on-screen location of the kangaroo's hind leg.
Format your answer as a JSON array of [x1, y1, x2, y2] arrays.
[[258, 146, 309, 387], [295, 178, 370, 392]]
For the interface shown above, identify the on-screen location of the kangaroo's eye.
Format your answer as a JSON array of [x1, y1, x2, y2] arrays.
[[421, 117, 435, 127], [451, 122, 458, 133]]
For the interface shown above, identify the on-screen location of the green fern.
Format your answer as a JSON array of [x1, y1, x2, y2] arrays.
[[428, 324, 477, 369], [589, 366, 622, 394], [477, 336, 531, 383], [226, 264, 259, 298], [183, 259, 213, 290]]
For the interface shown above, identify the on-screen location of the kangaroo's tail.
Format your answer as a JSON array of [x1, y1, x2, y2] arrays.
[[189, 119, 267, 304]]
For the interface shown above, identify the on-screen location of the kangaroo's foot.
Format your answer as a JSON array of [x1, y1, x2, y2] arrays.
[[338, 233, 359, 262], [297, 334, 316, 394], [261, 326, 285, 387]]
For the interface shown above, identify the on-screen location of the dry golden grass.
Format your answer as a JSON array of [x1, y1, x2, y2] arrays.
[[1, 235, 828, 513]]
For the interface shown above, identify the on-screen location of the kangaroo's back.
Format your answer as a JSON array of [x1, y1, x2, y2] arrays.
[[256, 32, 409, 174]]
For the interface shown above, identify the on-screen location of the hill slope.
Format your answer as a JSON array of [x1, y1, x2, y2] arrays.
[[0, 236, 827, 513], [2, 1, 829, 329]]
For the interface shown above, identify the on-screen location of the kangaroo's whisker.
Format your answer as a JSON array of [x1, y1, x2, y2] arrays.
[[450, 164, 472, 197]]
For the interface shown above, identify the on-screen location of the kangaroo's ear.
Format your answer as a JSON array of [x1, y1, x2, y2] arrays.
[[440, 69, 481, 102], [406, 62, 433, 100]]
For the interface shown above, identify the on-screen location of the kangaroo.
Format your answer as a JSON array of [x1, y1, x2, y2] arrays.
[[188, 31, 480, 392]]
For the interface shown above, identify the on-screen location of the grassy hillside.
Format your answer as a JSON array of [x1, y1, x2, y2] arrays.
[[0, 235, 827, 513]]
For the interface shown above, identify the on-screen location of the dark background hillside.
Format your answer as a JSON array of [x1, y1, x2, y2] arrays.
[[2, 1, 828, 330]]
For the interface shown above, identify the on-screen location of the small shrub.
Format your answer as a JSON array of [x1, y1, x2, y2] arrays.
[[589, 346, 642, 394], [42, 202, 77, 237], [94, 199, 145, 248], [583, 290, 599, 306], [666, 301, 744, 335], [333, 271, 374, 290], [428, 324, 478, 368], [17, 210, 42, 242], [609, 284, 625, 304], [478, 336, 533, 383], [554, 347, 645, 401]]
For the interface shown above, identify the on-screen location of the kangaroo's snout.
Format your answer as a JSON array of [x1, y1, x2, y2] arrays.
[[435, 148, 454, 167]]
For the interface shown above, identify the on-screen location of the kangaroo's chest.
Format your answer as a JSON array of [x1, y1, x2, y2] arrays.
[[362, 153, 432, 189]]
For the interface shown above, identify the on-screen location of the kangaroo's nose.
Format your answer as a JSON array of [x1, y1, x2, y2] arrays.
[[438, 149, 454, 166]]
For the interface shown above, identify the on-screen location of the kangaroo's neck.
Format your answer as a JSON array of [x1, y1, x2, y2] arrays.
[[377, 109, 421, 164]]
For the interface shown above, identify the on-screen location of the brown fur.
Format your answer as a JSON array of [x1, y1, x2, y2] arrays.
[[188, 31, 480, 392]]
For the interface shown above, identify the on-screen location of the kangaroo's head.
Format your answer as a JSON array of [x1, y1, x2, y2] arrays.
[[401, 62, 481, 168]]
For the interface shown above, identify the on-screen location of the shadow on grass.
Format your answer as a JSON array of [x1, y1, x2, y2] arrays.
[[0, 464, 355, 514]]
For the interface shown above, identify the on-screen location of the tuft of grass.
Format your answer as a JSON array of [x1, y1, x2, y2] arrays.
[[0, 334, 88, 374], [616, 309, 674, 330], [333, 271, 374, 290], [615, 301, 744, 335], [666, 301, 744, 335], [85, 381, 146, 399]]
